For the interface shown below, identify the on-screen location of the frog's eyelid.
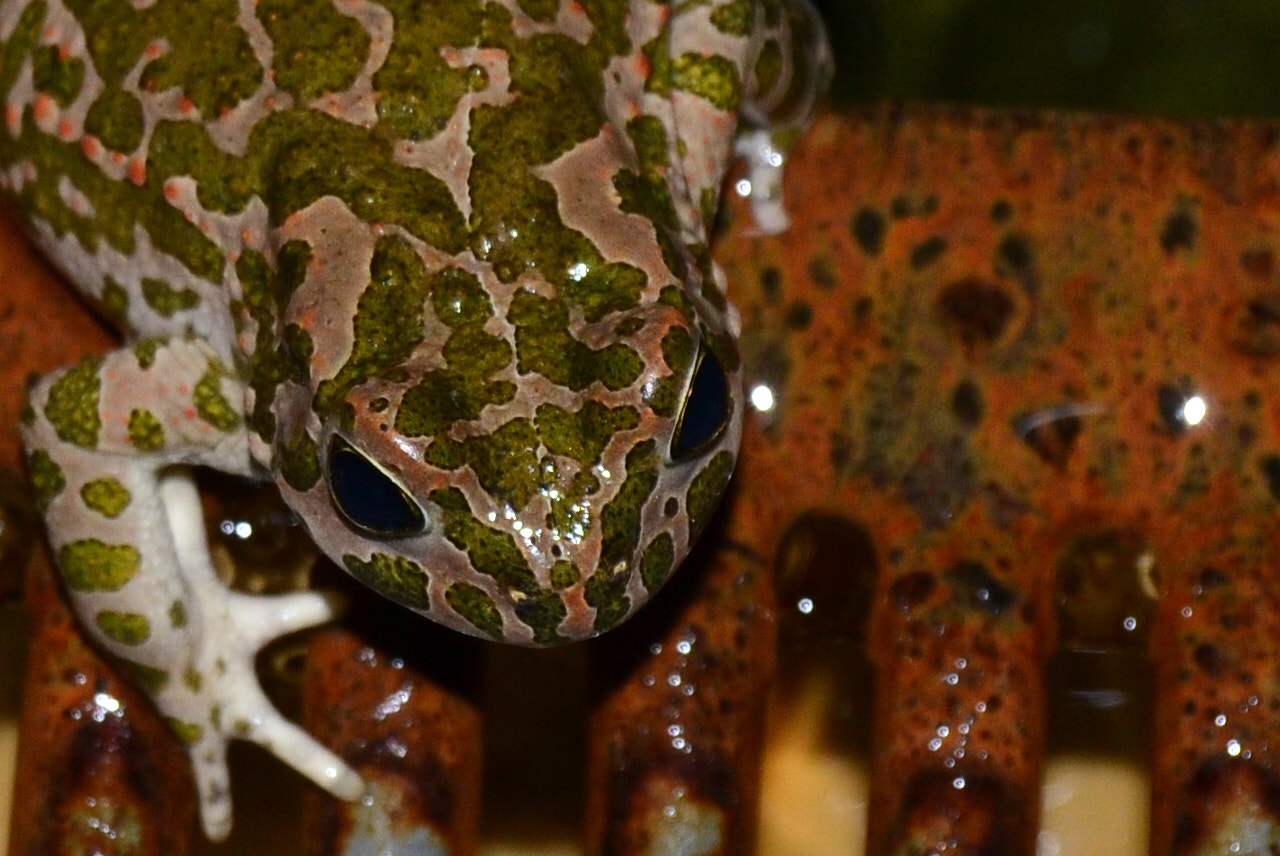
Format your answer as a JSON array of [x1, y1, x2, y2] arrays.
[[326, 435, 427, 538], [670, 346, 731, 461]]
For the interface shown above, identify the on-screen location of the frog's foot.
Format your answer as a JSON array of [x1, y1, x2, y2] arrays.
[[157, 475, 365, 839]]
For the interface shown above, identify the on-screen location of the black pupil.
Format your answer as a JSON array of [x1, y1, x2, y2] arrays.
[[671, 347, 730, 460], [327, 436, 425, 537]]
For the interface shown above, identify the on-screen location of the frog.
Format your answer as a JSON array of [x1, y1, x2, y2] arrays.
[[0, 0, 830, 840]]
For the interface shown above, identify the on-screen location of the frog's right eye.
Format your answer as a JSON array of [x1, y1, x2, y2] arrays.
[[671, 347, 731, 461], [327, 436, 426, 538]]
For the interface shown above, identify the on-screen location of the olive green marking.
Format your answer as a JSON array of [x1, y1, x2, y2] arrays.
[[424, 418, 539, 510], [193, 364, 241, 432], [343, 553, 430, 612], [647, 39, 744, 112], [686, 449, 734, 542], [596, 439, 660, 576], [127, 408, 165, 452], [132, 338, 160, 369], [585, 565, 631, 634], [169, 600, 188, 628], [508, 291, 643, 392], [314, 236, 430, 414], [84, 89, 145, 153], [517, 0, 559, 22], [31, 44, 84, 106], [617, 114, 689, 278], [258, 0, 370, 101], [26, 448, 65, 513], [430, 486, 566, 642], [753, 38, 784, 98], [165, 718, 205, 747], [545, 466, 602, 545], [238, 243, 311, 441], [183, 666, 203, 692], [279, 429, 321, 492], [95, 610, 151, 645], [444, 581, 504, 640], [710, 0, 756, 36], [395, 267, 515, 437], [59, 539, 141, 591], [63, 0, 259, 117], [549, 560, 580, 590], [644, 326, 696, 418], [118, 659, 169, 695], [80, 477, 131, 518], [640, 531, 675, 593], [44, 357, 102, 448], [98, 278, 129, 327], [0, 3, 44, 109], [536, 401, 640, 465], [141, 278, 200, 318]]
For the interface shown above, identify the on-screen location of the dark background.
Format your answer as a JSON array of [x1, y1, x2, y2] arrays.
[[812, 0, 1280, 117]]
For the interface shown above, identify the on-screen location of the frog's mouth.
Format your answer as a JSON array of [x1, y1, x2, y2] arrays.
[[326, 434, 429, 539]]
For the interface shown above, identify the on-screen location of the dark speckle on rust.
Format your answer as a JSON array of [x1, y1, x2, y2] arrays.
[[1240, 246, 1274, 280], [1160, 208, 1198, 254], [995, 232, 1034, 282], [989, 199, 1013, 223], [784, 301, 812, 330], [950, 379, 984, 428], [910, 235, 948, 271], [807, 254, 838, 290], [1015, 411, 1083, 467], [1259, 455, 1280, 502], [851, 206, 886, 256], [1229, 294, 1280, 357], [945, 560, 1017, 617], [889, 570, 937, 613], [936, 277, 1016, 352], [1156, 383, 1196, 436], [758, 266, 782, 303]]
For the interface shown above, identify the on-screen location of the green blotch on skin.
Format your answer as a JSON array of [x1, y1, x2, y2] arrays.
[[0, 4, 45, 110], [238, 242, 312, 442], [670, 52, 743, 112], [343, 553, 430, 611], [183, 666, 203, 692], [258, 0, 370, 101], [165, 718, 205, 747], [585, 565, 631, 634], [31, 44, 84, 105], [133, 338, 160, 369], [80, 477, 131, 518], [516, 0, 558, 22], [753, 38, 783, 98], [279, 429, 321, 492], [169, 599, 188, 628], [644, 326, 695, 418], [549, 560, 579, 590], [596, 440, 660, 577], [99, 278, 129, 326], [444, 581, 504, 640], [127, 408, 165, 452], [193, 364, 241, 431], [431, 265, 495, 327], [508, 291, 643, 392], [710, 0, 756, 35], [615, 117, 687, 283], [59, 539, 141, 591], [640, 531, 675, 593], [95, 610, 151, 645], [315, 235, 430, 415], [26, 448, 65, 513], [118, 659, 169, 694], [425, 418, 539, 510], [536, 401, 639, 465], [686, 450, 734, 542], [44, 357, 102, 449], [141, 278, 200, 317], [84, 89, 145, 153]]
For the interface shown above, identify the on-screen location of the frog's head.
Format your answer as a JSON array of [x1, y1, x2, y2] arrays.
[[271, 224, 741, 646]]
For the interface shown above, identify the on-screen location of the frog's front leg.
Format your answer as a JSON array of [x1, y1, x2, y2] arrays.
[[22, 336, 363, 840]]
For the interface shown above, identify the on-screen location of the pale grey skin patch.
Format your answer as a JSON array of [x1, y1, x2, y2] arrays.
[[3, 0, 831, 839]]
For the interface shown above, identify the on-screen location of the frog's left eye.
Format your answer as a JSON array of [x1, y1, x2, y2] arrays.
[[327, 436, 426, 538], [671, 347, 731, 461]]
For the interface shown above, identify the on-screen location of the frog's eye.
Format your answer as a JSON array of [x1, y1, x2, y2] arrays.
[[327, 436, 426, 538], [671, 347, 731, 461]]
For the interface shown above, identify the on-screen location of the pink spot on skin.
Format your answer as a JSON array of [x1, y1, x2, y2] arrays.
[[5, 104, 20, 127], [127, 159, 147, 185], [41, 25, 55, 41], [240, 229, 253, 244], [81, 137, 102, 158], [57, 119, 74, 139], [179, 98, 196, 116], [144, 42, 164, 60], [58, 44, 73, 60], [33, 94, 53, 122], [163, 182, 180, 201], [110, 151, 125, 165]]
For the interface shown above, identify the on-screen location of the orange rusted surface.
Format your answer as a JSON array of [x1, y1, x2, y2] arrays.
[[717, 105, 1280, 854], [14, 104, 1280, 854], [0, 203, 198, 856]]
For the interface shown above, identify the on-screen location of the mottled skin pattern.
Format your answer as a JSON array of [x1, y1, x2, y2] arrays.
[[0, 0, 829, 840]]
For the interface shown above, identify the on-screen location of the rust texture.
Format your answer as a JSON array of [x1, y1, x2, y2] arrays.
[[0, 204, 198, 856], [14, 105, 1280, 854], [301, 610, 484, 856], [716, 105, 1280, 854]]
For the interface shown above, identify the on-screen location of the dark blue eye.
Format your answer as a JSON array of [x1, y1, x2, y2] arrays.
[[671, 347, 731, 461], [327, 436, 425, 538]]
